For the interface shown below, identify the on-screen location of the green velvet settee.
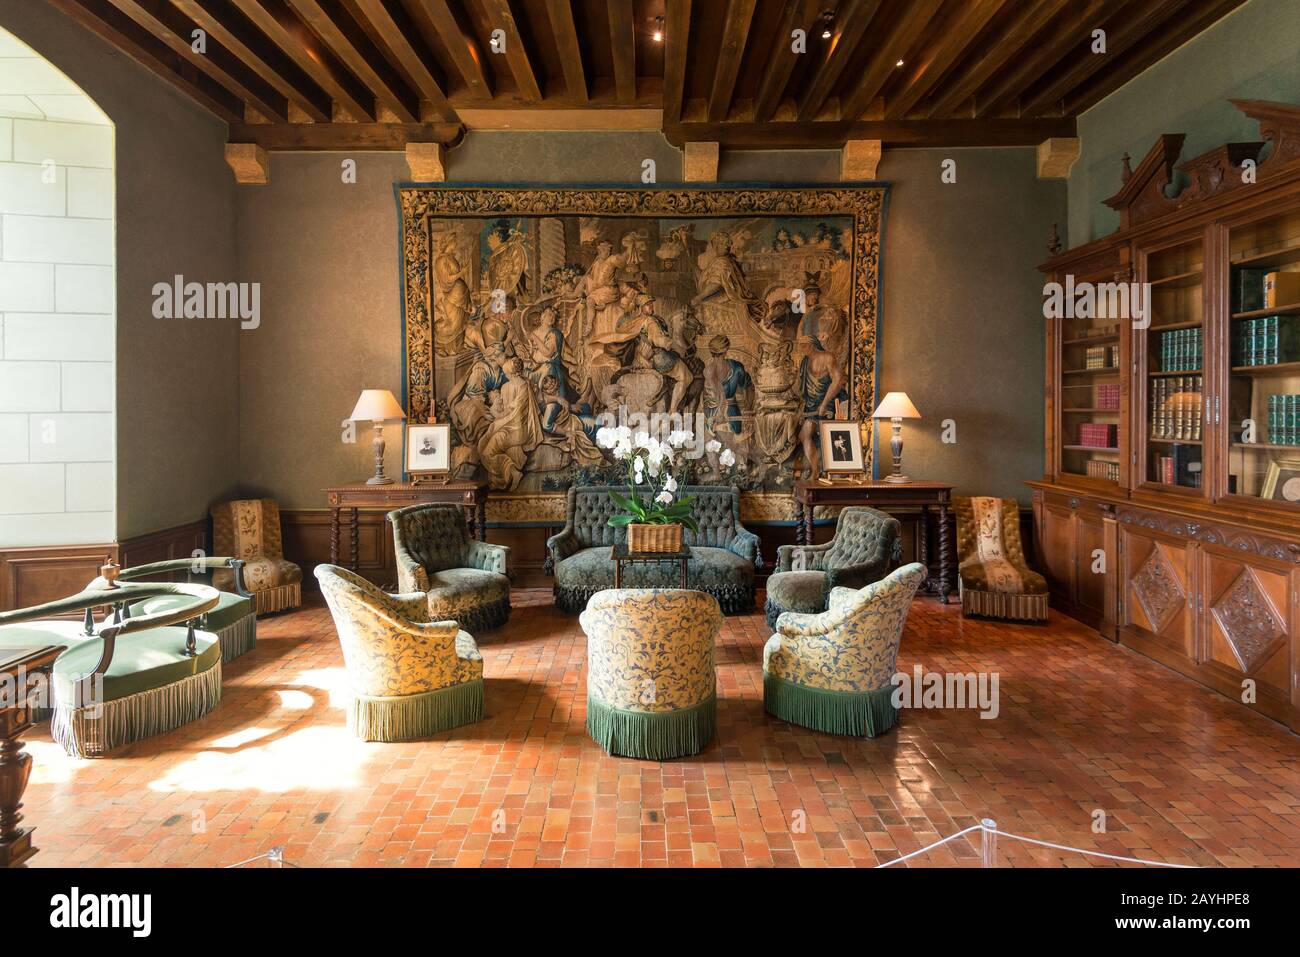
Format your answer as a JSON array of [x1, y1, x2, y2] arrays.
[[547, 485, 761, 615]]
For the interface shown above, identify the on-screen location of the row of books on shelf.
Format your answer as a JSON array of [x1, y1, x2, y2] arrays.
[[1084, 345, 1119, 369], [1266, 394, 1300, 445], [1239, 267, 1300, 312], [1234, 314, 1299, 366], [1150, 375, 1203, 440], [1096, 383, 1121, 411], [1158, 327, 1202, 372], [1086, 459, 1120, 483], [1078, 423, 1118, 448], [1154, 447, 1202, 488]]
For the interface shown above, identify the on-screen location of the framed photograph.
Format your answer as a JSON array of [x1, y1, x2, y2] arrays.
[[1260, 456, 1300, 503], [819, 420, 864, 473], [405, 423, 451, 478]]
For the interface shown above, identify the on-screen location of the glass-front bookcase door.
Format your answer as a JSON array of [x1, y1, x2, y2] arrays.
[[1223, 210, 1300, 513], [1138, 237, 1207, 495], [1057, 264, 1123, 489]]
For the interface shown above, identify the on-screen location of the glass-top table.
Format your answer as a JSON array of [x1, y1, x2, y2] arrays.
[[610, 543, 692, 588]]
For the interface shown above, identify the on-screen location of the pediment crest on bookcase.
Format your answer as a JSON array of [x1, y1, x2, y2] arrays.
[[1231, 99, 1300, 174]]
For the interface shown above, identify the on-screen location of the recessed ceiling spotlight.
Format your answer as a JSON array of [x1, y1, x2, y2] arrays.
[[652, 16, 664, 42], [820, 10, 835, 40], [895, 58, 905, 67]]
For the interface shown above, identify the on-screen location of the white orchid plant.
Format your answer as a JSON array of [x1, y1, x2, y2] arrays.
[[594, 426, 736, 531]]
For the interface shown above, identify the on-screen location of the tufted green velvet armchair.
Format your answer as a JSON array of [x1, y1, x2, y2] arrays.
[[764, 562, 926, 738], [388, 503, 511, 633], [765, 506, 903, 627], [547, 485, 761, 614]]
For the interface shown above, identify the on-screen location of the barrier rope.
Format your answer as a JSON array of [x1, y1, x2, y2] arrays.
[[226, 845, 299, 869], [876, 819, 1197, 869]]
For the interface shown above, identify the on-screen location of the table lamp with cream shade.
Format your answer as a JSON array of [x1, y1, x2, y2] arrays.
[[872, 391, 921, 484], [349, 389, 406, 485]]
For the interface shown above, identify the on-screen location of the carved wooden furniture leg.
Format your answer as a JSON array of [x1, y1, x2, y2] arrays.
[[0, 646, 63, 868], [919, 504, 931, 593], [330, 506, 340, 565], [476, 501, 486, 541], [349, 508, 359, 572], [802, 503, 814, 546], [938, 500, 952, 603]]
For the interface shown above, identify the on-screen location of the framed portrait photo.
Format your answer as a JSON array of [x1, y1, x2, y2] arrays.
[[1260, 456, 1300, 503], [819, 420, 864, 473], [406, 422, 451, 478]]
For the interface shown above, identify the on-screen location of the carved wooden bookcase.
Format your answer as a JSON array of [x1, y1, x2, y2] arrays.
[[1030, 100, 1300, 732]]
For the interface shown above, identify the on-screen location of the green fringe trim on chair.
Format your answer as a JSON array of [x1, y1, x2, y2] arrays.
[[348, 679, 484, 742], [51, 660, 223, 758], [763, 673, 898, 738], [216, 614, 257, 663], [586, 692, 715, 760]]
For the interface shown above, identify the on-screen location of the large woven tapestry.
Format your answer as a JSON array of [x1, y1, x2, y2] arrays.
[[397, 185, 886, 522]]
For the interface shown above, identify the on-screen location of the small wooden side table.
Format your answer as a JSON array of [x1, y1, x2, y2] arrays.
[[611, 543, 691, 588], [793, 479, 955, 602], [324, 480, 490, 571], [1, 644, 64, 868]]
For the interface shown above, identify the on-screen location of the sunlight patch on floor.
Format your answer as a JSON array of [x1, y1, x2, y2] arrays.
[[148, 725, 369, 794]]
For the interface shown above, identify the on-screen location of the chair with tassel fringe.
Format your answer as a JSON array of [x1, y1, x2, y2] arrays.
[[579, 589, 722, 760], [953, 495, 1049, 622], [763, 562, 926, 738], [90, 557, 257, 663], [0, 577, 224, 757], [210, 498, 303, 615], [315, 564, 484, 742]]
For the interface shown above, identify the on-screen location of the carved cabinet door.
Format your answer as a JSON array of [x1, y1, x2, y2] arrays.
[[1075, 514, 1109, 624], [1120, 525, 1195, 663], [1038, 501, 1076, 608], [1198, 543, 1294, 720]]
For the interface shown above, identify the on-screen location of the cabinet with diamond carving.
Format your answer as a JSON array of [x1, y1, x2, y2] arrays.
[[1197, 544, 1296, 725], [1118, 522, 1196, 667]]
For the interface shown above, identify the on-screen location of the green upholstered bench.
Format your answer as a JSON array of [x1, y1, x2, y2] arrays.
[[0, 581, 224, 757]]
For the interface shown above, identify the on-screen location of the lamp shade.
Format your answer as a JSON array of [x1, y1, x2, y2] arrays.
[[349, 389, 406, 423], [872, 391, 921, 419]]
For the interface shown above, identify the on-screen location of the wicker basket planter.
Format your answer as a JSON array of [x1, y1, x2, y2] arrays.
[[628, 522, 684, 553]]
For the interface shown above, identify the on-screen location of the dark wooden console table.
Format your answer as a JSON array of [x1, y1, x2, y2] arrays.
[[324, 481, 490, 571], [794, 479, 955, 602], [1, 644, 64, 868]]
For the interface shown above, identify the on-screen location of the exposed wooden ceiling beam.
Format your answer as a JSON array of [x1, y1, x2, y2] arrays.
[[408, 0, 492, 99], [667, 115, 1077, 150], [1021, 0, 1190, 116], [662, 0, 691, 123], [923, 0, 1073, 118], [607, 0, 637, 104], [753, 0, 819, 122], [47, 0, 244, 122], [228, 120, 461, 150], [231, 0, 377, 121], [285, 0, 419, 121], [706, 0, 757, 122], [107, 0, 288, 120], [885, 0, 1007, 120], [975, 0, 1129, 118], [477, 0, 542, 102], [1064, 0, 1248, 115], [544, 0, 588, 101], [173, 0, 332, 122], [796, 0, 880, 122], [350, 0, 457, 122], [839, 0, 944, 122]]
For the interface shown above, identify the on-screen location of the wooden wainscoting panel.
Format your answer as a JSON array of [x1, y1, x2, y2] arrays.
[[0, 543, 117, 612], [118, 520, 208, 569], [281, 509, 392, 587]]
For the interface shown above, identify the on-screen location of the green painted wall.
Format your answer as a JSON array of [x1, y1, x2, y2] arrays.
[[1070, 0, 1300, 245]]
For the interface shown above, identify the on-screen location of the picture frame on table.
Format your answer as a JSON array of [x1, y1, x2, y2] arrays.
[[405, 422, 451, 480], [1259, 456, 1300, 503], [819, 420, 864, 473]]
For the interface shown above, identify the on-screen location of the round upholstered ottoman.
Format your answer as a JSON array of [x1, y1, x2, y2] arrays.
[[764, 571, 830, 628]]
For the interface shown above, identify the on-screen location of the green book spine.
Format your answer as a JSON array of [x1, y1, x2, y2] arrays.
[[1248, 319, 1259, 365], [1267, 316, 1279, 365], [1289, 394, 1298, 445], [1268, 394, 1278, 444]]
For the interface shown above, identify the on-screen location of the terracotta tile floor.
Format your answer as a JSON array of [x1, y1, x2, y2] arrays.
[[23, 590, 1300, 868]]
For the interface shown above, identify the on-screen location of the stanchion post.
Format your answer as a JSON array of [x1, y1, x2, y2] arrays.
[[981, 819, 997, 868]]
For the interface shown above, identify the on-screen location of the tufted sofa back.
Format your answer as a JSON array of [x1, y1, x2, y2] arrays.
[[389, 503, 470, 574], [566, 485, 743, 549], [825, 506, 903, 570]]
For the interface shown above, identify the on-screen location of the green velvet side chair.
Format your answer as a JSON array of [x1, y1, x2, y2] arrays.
[[0, 579, 224, 757], [91, 557, 257, 663], [763, 562, 926, 738], [765, 505, 903, 628], [388, 503, 511, 634], [579, 589, 722, 760], [315, 564, 484, 742]]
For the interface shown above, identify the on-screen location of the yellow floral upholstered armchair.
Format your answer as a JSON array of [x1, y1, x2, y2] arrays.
[[579, 589, 722, 760], [211, 499, 303, 615], [764, 562, 926, 738], [389, 503, 511, 633], [953, 495, 1049, 622], [315, 564, 484, 742]]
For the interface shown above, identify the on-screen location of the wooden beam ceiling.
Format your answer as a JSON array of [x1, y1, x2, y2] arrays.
[[49, 0, 1243, 152]]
